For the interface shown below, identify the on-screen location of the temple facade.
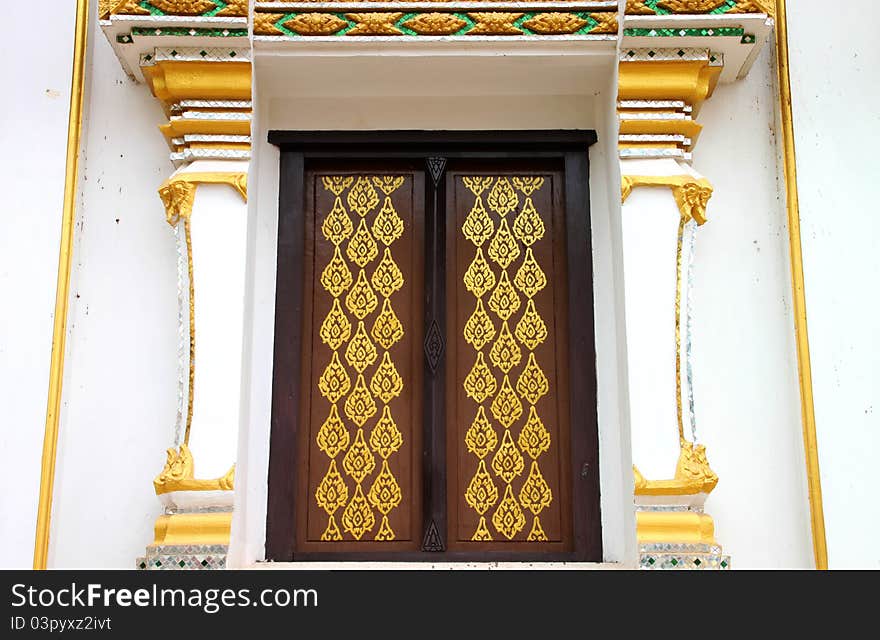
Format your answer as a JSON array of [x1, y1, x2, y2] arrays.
[[3, 0, 876, 570]]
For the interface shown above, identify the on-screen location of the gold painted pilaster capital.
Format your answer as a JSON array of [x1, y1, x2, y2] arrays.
[[154, 444, 235, 495], [158, 172, 248, 225], [621, 175, 713, 224]]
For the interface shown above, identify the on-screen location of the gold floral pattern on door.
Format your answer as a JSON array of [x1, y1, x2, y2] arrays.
[[461, 175, 553, 541], [315, 175, 407, 541]]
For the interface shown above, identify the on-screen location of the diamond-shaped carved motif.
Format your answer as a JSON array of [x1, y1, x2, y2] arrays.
[[424, 319, 444, 373]]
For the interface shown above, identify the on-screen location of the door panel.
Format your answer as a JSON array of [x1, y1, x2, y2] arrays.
[[445, 165, 573, 551], [297, 165, 424, 552]]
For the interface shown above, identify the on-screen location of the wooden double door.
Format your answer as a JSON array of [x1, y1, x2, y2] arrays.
[[267, 133, 601, 562]]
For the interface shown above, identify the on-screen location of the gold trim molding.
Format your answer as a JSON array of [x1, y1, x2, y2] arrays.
[[34, 0, 89, 572], [151, 512, 233, 546], [154, 444, 235, 495], [621, 175, 713, 225], [775, 0, 827, 569]]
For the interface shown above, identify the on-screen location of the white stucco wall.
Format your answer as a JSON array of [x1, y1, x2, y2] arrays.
[[693, 42, 814, 568], [788, 5, 880, 569], [0, 3, 76, 569], [47, 15, 176, 568]]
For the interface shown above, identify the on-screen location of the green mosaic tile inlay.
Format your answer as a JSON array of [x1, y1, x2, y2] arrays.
[[138, 1, 232, 17], [624, 27, 745, 37], [130, 27, 248, 37]]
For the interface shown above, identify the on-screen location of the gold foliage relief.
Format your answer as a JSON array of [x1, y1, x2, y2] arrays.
[[341, 484, 375, 540], [521, 12, 589, 35], [488, 219, 520, 269], [517, 353, 549, 406], [320, 299, 351, 351], [370, 352, 404, 404], [464, 352, 497, 404], [343, 428, 376, 484], [491, 375, 523, 429], [347, 176, 380, 217], [316, 459, 348, 515], [347, 219, 379, 268], [465, 460, 499, 516], [402, 13, 468, 36], [488, 271, 521, 321], [318, 352, 351, 404], [464, 299, 496, 351], [463, 248, 496, 298], [321, 246, 353, 298], [487, 177, 519, 216], [317, 404, 349, 459], [345, 374, 378, 428], [459, 173, 554, 542], [321, 197, 354, 246], [346, 270, 379, 320], [371, 298, 404, 350], [489, 320, 522, 374], [465, 406, 498, 460], [315, 174, 408, 541], [492, 485, 526, 540], [345, 321, 378, 374], [370, 406, 403, 460], [462, 196, 494, 247], [372, 248, 404, 298]]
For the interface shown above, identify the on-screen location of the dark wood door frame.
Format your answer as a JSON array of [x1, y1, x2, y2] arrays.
[[265, 131, 601, 562]]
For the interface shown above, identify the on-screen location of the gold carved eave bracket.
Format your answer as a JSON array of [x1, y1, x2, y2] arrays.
[[621, 175, 713, 224], [159, 172, 248, 225]]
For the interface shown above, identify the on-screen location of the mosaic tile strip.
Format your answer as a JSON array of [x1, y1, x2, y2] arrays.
[[171, 149, 252, 163], [624, 0, 771, 15], [620, 46, 709, 62], [640, 552, 730, 570], [173, 99, 253, 109], [141, 47, 250, 64], [619, 112, 690, 120], [137, 543, 229, 571], [624, 27, 755, 44], [120, 27, 247, 41], [254, 11, 618, 37]]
